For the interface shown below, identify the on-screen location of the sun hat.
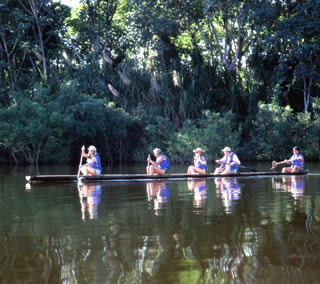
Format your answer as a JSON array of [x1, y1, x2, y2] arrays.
[[193, 148, 205, 153], [88, 145, 97, 152], [153, 148, 162, 154], [221, 147, 231, 152]]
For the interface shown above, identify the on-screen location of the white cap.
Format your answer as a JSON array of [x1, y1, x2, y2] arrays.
[[153, 148, 161, 154], [88, 145, 97, 152], [222, 147, 231, 152]]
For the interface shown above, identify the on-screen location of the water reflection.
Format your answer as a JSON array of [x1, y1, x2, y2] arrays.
[[78, 183, 102, 220], [187, 179, 207, 214], [3, 165, 320, 283], [272, 176, 305, 200], [215, 177, 241, 213], [146, 182, 170, 215]]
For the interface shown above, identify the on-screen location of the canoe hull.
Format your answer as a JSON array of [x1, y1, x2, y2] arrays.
[[26, 171, 308, 183]]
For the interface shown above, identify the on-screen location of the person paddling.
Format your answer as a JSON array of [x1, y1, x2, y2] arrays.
[[187, 148, 208, 175], [282, 146, 304, 173], [80, 145, 102, 176], [146, 148, 169, 175], [213, 147, 241, 175]]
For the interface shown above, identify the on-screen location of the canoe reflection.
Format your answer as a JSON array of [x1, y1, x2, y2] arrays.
[[215, 177, 241, 213], [146, 182, 170, 215], [187, 179, 207, 214], [272, 176, 305, 200], [78, 183, 102, 220]]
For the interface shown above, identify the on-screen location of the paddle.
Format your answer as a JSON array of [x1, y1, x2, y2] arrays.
[[146, 154, 151, 174], [147, 154, 151, 167], [221, 162, 257, 172], [271, 160, 287, 170], [77, 145, 85, 180], [238, 165, 257, 172]]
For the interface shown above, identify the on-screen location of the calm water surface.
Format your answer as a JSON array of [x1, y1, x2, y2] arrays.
[[1, 163, 320, 283]]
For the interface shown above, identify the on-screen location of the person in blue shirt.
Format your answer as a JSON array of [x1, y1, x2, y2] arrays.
[[282, 146, 304, 173], [187, 148, 208, 175], [146, 148, 169, 175], [80, 145, 102, 175]]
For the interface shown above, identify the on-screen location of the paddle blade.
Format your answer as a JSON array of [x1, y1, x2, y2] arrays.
[[271, 161, 277, 170]]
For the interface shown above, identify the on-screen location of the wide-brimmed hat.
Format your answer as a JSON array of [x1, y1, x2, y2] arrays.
[[221, 147, 231, 152], [193, 148, 205, 153]]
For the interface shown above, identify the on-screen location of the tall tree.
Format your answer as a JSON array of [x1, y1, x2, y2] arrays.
[[18, 0, 49, 78], [274, 0, 320, 112]]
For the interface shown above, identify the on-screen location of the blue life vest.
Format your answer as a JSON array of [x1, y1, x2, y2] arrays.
[[159, 184, 170, 198], [88, 184, 102, 204], [195, 155, 208, 171], [91, 154, 102, 171], [220, 153, 239, 171], [291, 153, 304, 168], [159, 155, 170, 171], [195, 183, 207, 193]]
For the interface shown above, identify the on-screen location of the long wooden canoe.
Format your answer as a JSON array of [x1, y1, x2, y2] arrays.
[[25, 171, 308, 183]]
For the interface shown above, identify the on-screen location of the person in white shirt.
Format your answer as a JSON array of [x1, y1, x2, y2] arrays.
[[213, 147, 241, 175]]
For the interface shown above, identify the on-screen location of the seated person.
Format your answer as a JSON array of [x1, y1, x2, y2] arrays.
[[146, 148, 170, 175], [213, 147, 240, 175], [80, 145, 102, 176], [187, 148, 208, 175], [282, 146, 304, 173]]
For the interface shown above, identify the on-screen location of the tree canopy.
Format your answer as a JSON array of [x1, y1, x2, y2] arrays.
[[0, 0, 319, 164]]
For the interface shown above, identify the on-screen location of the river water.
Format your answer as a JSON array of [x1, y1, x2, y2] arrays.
[[1, 162, 320, 283]]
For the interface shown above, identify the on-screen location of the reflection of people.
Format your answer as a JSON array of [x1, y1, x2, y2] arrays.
[[80, 145, 102, 175], [281, 176, 305, 200], [146, 148, 170, 175], [215, 177, 241, 212], [282, 146, 304, 173], [146, 182, 170, 214], [78, 184, 102, 219], [213, 147, 241, 175], [188, 179, 207, 213], [187, 148, 208, 175]]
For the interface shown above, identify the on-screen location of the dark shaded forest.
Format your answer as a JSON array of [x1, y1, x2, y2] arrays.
[[0, 0, 319, 165]]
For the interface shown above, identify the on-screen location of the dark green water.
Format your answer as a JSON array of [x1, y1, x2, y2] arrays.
[[1, 163, 320, 283]]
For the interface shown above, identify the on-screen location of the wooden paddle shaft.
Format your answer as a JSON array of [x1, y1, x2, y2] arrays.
[[276, 160, 287, 165], [77, 146, 85, 177]]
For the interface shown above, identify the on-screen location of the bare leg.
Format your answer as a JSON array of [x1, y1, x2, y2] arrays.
[[188, 166, 203, 175], [282, 167, 292, 173], [80, 167, 88, 175], [220, 164, 237, 175], [149, 165, 165, 175], [291, 166, 301, 173], [194, 168, 205, 174], [213, 168, 224, 175], [187, 166, 193, 175], [81, 166, 95, 176]]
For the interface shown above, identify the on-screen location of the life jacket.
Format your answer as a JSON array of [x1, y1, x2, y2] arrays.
[[195, 155, 208, 171], [159, 184, 170, 199], [291, 153, 304, 168], [91, 154, 102, 171], [220, 153, 239, 171], [158, 155, 170, 171]]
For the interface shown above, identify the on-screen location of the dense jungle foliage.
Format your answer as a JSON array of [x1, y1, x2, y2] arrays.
[[0, 0, 320, 165]]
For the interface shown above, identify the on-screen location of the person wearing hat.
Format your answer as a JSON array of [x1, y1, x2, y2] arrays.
[[80, 145, 102, 175], [213, 147, 240, 175], [146, 148, 170, 175], [187, 148, 208, 175]]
